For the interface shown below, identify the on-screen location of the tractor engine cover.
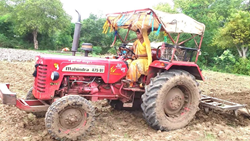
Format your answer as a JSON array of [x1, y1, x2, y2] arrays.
[[33, 55, 128, 100]]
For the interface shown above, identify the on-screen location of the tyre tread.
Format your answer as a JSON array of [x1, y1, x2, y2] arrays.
[[141, 70, 200, 131]]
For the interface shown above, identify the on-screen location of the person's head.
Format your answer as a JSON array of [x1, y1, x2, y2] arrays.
[[136, 28, 151, 39], [136, 29, 143, 39]]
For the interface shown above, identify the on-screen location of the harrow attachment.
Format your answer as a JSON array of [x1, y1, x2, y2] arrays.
[[0, 83, 49, 112], [200, 94, 249, 117]]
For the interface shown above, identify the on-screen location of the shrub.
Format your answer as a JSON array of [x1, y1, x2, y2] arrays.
[[233, 58, 250, 75], [107, 47, 117, 55], [92, 46, 102, 55], [212, 49, 236, 72]]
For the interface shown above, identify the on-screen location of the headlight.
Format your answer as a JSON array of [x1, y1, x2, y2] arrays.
[[35, 57, 39, 63], [51, 71, 59, 81]]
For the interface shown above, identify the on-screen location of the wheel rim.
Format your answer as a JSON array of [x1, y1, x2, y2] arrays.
[[164, 87, 190, 118], [59, 107, 87, 129]]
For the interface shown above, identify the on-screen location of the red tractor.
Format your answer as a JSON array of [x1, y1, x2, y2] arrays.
[[0, 8, 245, 140]]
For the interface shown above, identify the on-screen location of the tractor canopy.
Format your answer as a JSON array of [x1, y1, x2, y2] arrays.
[[104, 8, 206, 64], [106, 8, 205, 35]]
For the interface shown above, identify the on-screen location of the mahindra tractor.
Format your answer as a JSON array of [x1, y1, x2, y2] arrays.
[[0, 9, 246, 140]]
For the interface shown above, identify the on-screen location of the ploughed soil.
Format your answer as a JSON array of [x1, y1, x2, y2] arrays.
[[1, 48, 250, 141]]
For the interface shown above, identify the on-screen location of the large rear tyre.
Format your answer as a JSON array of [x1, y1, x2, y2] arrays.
[[141, 70, 200, 131], [25, 87, 46, 118], [45, 95, 95, 140]]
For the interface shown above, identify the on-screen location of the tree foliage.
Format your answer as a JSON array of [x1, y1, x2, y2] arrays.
[[153, 2, 177, 13], [80, 14, 137, 54], [170, 0, 246, 64], [0, 14, 27, 47], [213, 11, 250, 58], [55, 23, 74, 49], [80, 14, 112, 47], [3, 0, 71, 49]]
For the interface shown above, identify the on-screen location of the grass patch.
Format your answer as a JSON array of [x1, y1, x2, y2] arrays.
[[204, 132, 217, 141], [124, 133, 130, 138]]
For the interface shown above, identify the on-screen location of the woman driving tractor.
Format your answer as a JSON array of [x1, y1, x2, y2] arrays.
[[123, 28, 152, 87]]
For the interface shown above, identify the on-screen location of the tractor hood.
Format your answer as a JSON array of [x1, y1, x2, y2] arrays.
[[35, 55, 128, 84], [36, 54, 110, 63]]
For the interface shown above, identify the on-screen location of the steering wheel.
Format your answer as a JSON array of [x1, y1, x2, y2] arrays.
[[118, 43, 136, 59]]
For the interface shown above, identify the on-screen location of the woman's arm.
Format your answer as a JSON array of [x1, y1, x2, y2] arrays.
[[129, 45, 134, 51], [131, 40, 138, 52]]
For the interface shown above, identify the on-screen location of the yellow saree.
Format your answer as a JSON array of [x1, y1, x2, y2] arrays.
[[126, 29, 152, 86]]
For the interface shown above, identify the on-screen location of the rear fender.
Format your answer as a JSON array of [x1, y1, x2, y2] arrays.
[[166, 65, 204, 80], [146, 60, 204, 85]]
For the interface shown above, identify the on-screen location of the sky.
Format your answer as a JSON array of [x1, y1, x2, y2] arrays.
[[60, 0, 173, 22]]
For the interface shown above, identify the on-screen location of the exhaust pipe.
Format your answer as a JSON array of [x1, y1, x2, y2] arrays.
[[71, 10, 82, 56]]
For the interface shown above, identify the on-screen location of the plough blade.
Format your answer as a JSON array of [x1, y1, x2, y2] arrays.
[[0, 83, 16, 105], [0, 83, 49, 112]]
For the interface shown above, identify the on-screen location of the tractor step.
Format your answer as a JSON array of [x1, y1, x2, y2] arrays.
[[199, 94, 246, 116], [123, 87, 145, 92]]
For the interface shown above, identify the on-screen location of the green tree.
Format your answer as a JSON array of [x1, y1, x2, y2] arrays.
[[80, 14, 135, 54], [3, 0, 71, 49], [171, 0, 246, 64], [0, 0, 9, 15], [243, 0, 250, 11], [55, 24, 74, 49], [153, 2, 178, 13], [80, 14, 113, 47], [213, 11, 250, 58], [0, 14, 30, 48], [0, 14, 14, 38]]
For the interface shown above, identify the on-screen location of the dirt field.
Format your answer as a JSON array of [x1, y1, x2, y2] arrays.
[[1, 48, 250, 141]]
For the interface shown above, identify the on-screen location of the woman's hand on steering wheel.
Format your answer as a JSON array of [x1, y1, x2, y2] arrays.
[[121, 46, 133, 54], [118, 44, 135, 59], [132, 54, 138, 59]]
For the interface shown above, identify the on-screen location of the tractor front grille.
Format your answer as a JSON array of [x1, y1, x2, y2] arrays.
[[36, 65, 48, 93]]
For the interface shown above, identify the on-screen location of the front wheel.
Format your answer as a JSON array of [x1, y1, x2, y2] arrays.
[[45, 95, 95, 140], [141, 70, 200, 131]]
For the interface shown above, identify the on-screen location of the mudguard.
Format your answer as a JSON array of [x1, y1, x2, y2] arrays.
[[146, 60, 204, 85]]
